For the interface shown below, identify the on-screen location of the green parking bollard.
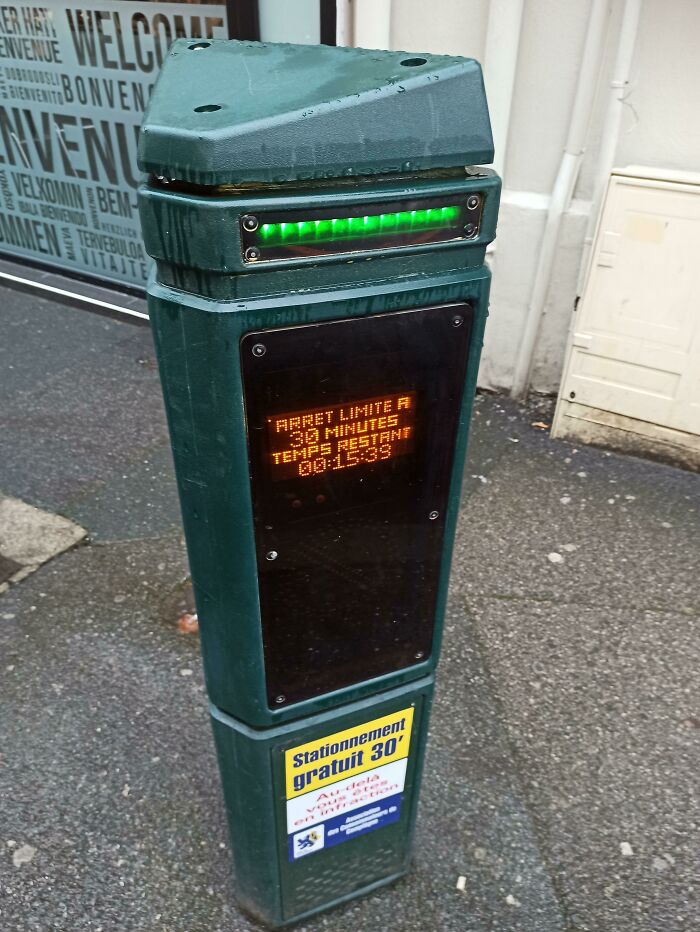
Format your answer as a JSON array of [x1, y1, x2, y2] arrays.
[[137, 39, 499, 927]]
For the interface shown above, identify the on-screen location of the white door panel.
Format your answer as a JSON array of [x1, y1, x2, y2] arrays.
[[560, 173, 700, 438]]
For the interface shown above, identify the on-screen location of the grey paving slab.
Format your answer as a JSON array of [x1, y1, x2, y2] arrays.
[[0, 285, 178, 542], [0, 493, 85, 591], [0, 318, 169, 515], [453, 407, 700, 615], [449, 396, 700, 932], [0, 287, 128, 401], [63, 444, 181, 544], [0, 284, 697, 931], [0, 539, 565, 932], [0, 537, 237, 932], [0, 494, 85, 566], [453, 596, 698, 932], [0, 552, 22, 584]]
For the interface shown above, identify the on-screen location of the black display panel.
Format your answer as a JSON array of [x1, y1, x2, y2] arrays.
[[240, 194, 482, 263], [240, 304, 473, 706]]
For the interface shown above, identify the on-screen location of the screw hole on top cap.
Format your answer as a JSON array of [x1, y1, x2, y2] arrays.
[[189, 42, 210, 50], [194, 104, 222, 113], [400, 57, 427, 66]]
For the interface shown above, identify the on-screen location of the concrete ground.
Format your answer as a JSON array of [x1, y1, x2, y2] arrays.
[[0, 286, 697, 932]]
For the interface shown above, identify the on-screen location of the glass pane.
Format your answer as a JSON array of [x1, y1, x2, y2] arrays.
[[241, 303, 473, 706], [0, 1, 227, 287], [258, 0, 320, 45]]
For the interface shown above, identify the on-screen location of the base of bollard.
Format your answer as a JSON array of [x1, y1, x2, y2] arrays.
[[210, 677, 434, 928], [238, 866, 410, 929]]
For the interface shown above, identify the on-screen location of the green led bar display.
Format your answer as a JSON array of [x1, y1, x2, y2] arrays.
[[240, 195, 481, 263], [259, 206, 460, 247]]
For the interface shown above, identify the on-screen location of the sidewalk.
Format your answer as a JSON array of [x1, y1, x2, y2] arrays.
[[1, 285, 697, 932]]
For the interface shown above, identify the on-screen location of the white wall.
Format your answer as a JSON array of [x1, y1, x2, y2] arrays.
[[364, 0, 700, 394], [614, 0, 700, 173], [390, 0, 489, 57]]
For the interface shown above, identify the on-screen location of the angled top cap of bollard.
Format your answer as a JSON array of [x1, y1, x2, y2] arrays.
[[137, 40, 494, 187]]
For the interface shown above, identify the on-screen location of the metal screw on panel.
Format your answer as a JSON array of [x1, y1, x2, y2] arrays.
[[245, 246, 261, 262], [275, 695, 286, 704], [252, 343, 266, 357], [241, 214, 258, 231], [414, 651, 425, 660], [570, 391, 576, 399], [452, 315, 463, 327], [467, 195, 480, 210], [428, 510, 439, 521], [464, 222, 477, 237], [266, 550, 278, 561]]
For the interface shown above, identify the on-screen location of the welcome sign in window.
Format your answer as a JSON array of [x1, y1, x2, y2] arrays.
[[0, 1, 227, 287]]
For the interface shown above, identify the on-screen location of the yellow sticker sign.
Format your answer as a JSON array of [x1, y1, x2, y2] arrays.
[[285, 707, 414, 799]]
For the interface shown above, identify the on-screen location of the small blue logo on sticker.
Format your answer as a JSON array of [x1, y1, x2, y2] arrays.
[[291, 824, 325, 858]]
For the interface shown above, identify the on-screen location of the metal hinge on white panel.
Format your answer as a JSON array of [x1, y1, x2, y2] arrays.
[[596, 231, 620, 267], [572, 332, 593, 349]]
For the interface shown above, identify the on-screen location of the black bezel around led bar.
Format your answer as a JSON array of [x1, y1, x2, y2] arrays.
[[240, 194, 482, 263]]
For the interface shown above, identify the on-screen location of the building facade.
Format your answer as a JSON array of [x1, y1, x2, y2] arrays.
[[1, 0, 698, 460]]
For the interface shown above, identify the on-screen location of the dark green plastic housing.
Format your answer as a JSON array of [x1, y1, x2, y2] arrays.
[[137, 38, 500, 726], [139, 169, 499, 294], [145, 238, 495, 726], [137, 37, 499, 927], [210, 678, 433, 927], [139, 40, 493, 185]]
